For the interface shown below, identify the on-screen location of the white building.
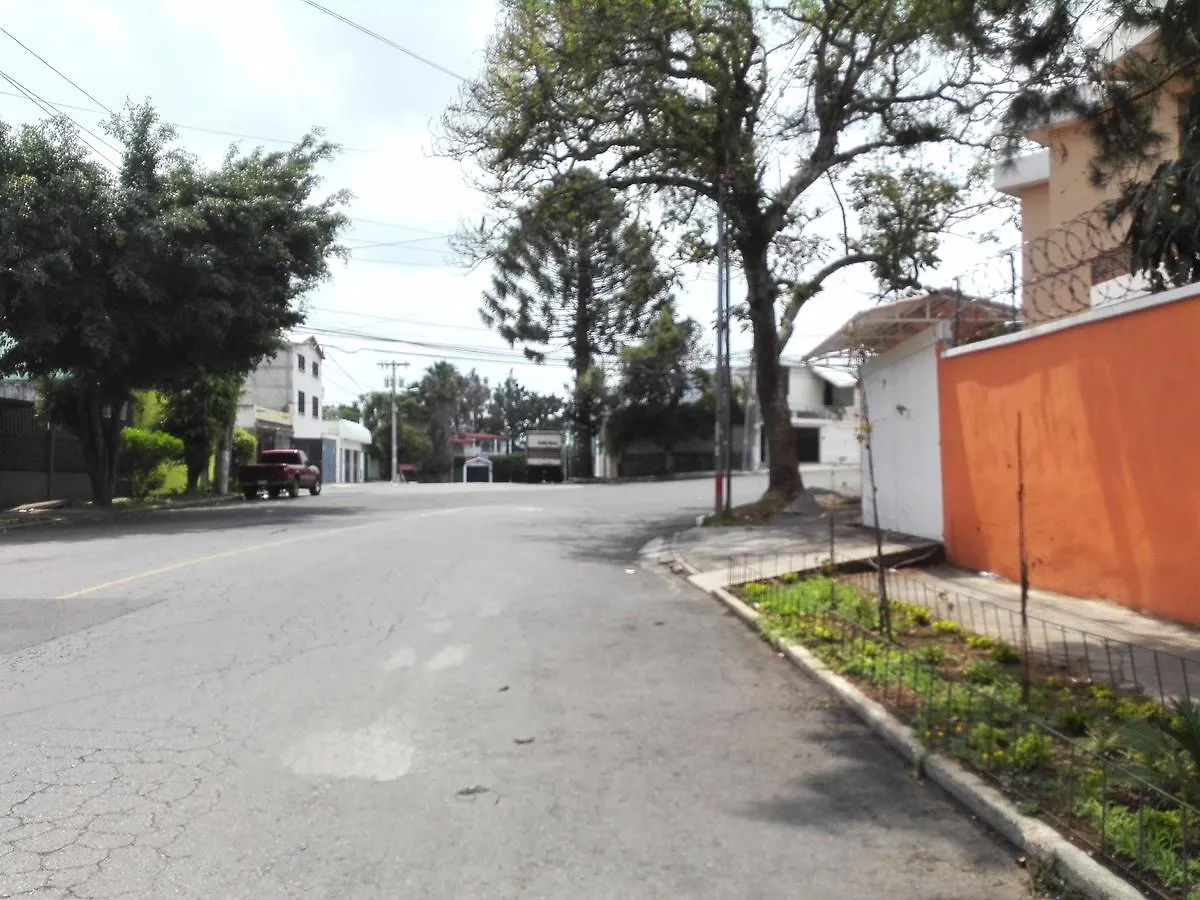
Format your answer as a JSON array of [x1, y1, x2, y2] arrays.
[[321, 417, 372, 483], [235, 337, 325, 450], [802, 293, 1013, 539], [738, 363, 861, 483], [450, 433, 512, 457]]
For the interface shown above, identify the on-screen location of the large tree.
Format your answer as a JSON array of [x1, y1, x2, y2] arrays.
[[473, 168, 672, 478], [0, 105, 348, 504], [444, 0, 1052, 499], [360, 387, 431, 477], [419, 361, 467, 479]]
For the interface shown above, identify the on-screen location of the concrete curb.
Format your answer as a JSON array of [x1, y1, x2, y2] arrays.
[[0, 495, 242, 533], [688, 573, 1146, 900]]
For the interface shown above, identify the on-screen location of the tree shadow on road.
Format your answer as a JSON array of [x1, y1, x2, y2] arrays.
[[0, 499, 368, 545], [737, 716, 1027, 899]]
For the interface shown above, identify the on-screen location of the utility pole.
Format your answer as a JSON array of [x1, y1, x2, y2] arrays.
[[378, 360, 409, 483], [713, 174, 728, 518], [722, 181, 733, 515], [742, 349, 756, 472]]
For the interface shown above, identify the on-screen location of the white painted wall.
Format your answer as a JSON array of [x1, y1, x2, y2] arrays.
[[786, 366, 826, 415], [860, 325, 945, 542], [237, 338, 325, 440], [819, 419, 859, 466]]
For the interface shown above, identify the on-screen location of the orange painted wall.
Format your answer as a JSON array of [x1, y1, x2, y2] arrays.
[[939, 292, 1200, 626]]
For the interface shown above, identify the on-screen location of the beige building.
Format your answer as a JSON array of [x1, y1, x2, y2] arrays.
[[994, 24, 1186, 322]]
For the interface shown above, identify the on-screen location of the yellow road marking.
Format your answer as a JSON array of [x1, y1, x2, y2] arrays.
[[56, 521, 378, 600], [57, 506, 472, 600]]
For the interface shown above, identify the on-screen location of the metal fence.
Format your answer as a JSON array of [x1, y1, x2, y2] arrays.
[[750, 578, 1200, 898], [945, 201, 1200, 343], [726, 552, 1199, 707]]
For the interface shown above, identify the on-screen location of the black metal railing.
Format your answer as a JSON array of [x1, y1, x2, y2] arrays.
[[726, 552, 1199, 707], [743, 576, 1200, 899]]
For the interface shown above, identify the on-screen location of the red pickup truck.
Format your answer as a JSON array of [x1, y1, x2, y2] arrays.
[[238, 449, 322, 500]]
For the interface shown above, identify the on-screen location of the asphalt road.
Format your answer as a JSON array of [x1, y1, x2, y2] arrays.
[[0, 479, 1035, 899]]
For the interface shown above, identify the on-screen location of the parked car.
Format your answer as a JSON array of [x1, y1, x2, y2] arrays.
[[238, 449, 322, 500]]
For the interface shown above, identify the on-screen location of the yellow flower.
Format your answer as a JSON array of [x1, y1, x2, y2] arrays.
[[936, 730, 945, 738], [994, 750, 1004, 758], [981, 753, 990, 761]]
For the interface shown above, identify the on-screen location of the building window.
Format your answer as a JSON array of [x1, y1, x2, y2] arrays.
[[298, 390, 305, 413], [312, 362, 319, 379], [298, 354, 306, 373], [311, 395, 319, 418]]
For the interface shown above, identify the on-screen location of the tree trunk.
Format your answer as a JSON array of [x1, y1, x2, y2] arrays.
[[183, 438, 207, 494], [744, 243, 802, 499], [572, 241, 595, 481], [78, 384, 120, 506], [213, 421, 233, 496]]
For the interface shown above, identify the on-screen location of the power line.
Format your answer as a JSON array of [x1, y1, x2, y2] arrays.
[[344, 257, 467, 269], [343, 234, 452, 251], [346, 217, 448, 235], [0, 88, 382, 153], [297, 323, 572, 361], [0, 68, 121, 167], [326, 353, 368, 392], [297, 326, 576, 368], [0, 26, 114, 114], [296, 0, 466, 81], [317, 340, 574, 371], [306, 305, 495, 334]]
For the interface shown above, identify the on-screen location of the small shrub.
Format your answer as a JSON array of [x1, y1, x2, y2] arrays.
[[991, 642, 1020, 665], [1011, 726, 1056, 771], [966, 633, 996, 651], [967, 660, 1003, 685], [1056, 706, 1096, 736], [917, 645, 947, 666], [232, 427, 257, 468], [740, 582, 770, 603], [933, 619, 964, 636], [120, 427, 185, 499], [1112, 698, 1165, 723], [778, 572, 800, 584], [969, 722, 1009, 750], [1088, 684, 1116, 708], [891, 602, 932, 627]]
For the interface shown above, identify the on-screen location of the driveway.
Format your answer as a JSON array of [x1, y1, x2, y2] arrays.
[[0, 479, 1033, 898]]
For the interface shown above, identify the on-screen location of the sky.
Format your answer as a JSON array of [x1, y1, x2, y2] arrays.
[[0, 1, 1020, 406]]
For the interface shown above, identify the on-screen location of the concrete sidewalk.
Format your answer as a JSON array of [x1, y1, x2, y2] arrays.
[[663, 509, 1200, 701], [665, 502, 940, 591]]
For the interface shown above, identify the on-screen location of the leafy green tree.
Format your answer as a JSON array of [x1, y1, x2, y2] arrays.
[[484, 372, 564, 443], [0, 105, 348, 504], [325, 402, 362, 422], [120, 427, 185, 500], [457, 369, 491, 432], [160, 375, 243, 494], [608, 307, 706, 473], [444, 0, 1049, 499], [232, 428, 258, 469], [470, 169, 672, 478], [420, 361, 467, 479], [360, 387, 432, 477]]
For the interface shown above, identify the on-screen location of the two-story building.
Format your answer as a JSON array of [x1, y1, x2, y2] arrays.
[[235, 337, 325, 456], [994, 22, 1182, 321], [450, 433, 512, 458], [739, 362, 861, 472]]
